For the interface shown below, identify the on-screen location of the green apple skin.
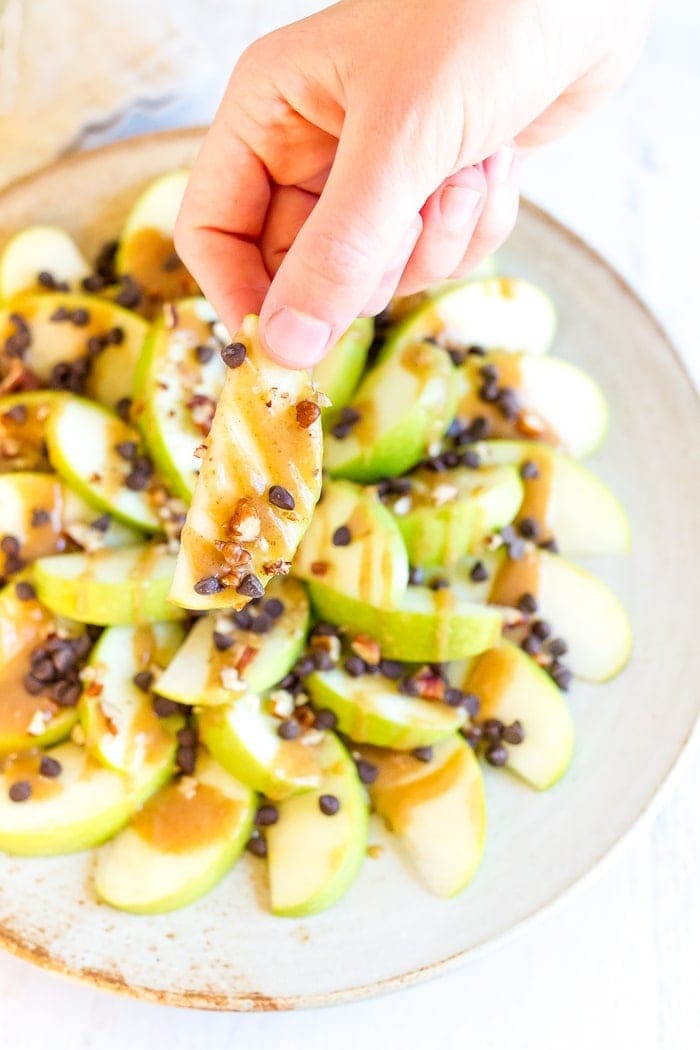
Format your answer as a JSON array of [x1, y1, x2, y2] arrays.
[[463, 641, 574, 789], [93, 751, 256, 914], [0, 738, 176, 856], [366, 734, 486, 897], [0, 390, 70, 473], [324, 340, 459, 483], [306, 667, 465, 749], [266, 732, 368, 917], [386, 255, 498, 322], [155, 576, 309, 707], [34, 545, 184, 626], [308, 578, 502, 661], [293, 479, 409, 609], [198, 694, 322, 800], [312, 318, 373, 415], [133, 298, 226, 501], [0, 225, 91, 301]]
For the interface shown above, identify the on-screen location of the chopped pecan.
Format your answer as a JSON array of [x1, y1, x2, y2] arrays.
[[226, 498, 261, 543]]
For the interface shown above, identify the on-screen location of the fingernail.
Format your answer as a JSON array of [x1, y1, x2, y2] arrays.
[[263, 307, 332, 367], [438, 184, 482, 234], [485, 144, 515, 185], [389, 221, 422, 271]]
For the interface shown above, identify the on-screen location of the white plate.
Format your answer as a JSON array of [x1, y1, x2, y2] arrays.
[[0, 129, 698, 1010]]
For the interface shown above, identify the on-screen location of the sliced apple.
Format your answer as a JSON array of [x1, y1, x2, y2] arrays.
[[0, 226, 90, 301], [365, 734, 486, 897], [170, 314, 323, 611], [490, 549, 632, 681], [324, 339, 458, 483], [308, 577, 501, 661], [0, 391, 69, 473], [306, 667, 465, 748], [266, 732, 368, 916], [94, 750, 255, 913], [156, 577, 309, 707], [312, 318, 373, 415], [34, 544, 183, 626], [386, 255, 498, 322], [198, 693, 322, 800], [293, 480, 408, 608], [133, 298, 227, 500], [387, 464, 523, 568], [45, 396, 161, 532], [0, 738, 175, 856]]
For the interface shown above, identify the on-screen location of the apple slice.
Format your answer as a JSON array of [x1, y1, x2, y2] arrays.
[[324, 339, 458, 483], [156, 577, 309, 707], [0, 737, 175, 856], [306, 667, 465, 748], [0, 226, 90, 301], [0, 293, 148, 409], [365, 734, 486, 897], [266, 732, 367, 916], [81, 622, 185, 773], [386, 255, 498, 322], [463, 641, 574, 789], [308, 577, 501, 661], [170, 314, 323, 611], [293, 480, 408, 608], [34, 544, 184, 625], [490, 549, 632, 681], [45, 396, 162, 531], [198, 693, 322, 800], [471, 439, 631, 555], [116, 170, 199, 305], [94, 750, 255, 913], [387, 464, 523, 568], [133, 298, 227, 500], [456, 351, 608, 458], [312, 318, 373, 415], [0, 391, 69, 473]]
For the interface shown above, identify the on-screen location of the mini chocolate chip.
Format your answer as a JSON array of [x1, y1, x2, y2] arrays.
[[73, 634, 93, 659], [124, 469, 149, 491], [479, 363, 499, 383], [461, 725, 483, 748], [399, 675, 421, 697], [485, 743, 509, 767], [212, 631, 234, 651], [469, 560, 489, 583], [4, 553, 25, 575], [461, 449, 481, 469], [313, 708, 338, 730], [294, 655, 316, 678], [448, 348, 468, 366], [52, 680, 81, 707], [445, 418, 463, 438], [532, 619, 552, 640], [411, 746, 433, 763], [442, 451, 459, 468], [251, 613, 273, 634], [444, 687, 465, 707], [332, 525, 352, 547], [551, 664, 572, 691], [319, 793, 340, 815], [540, 537, 559, 553], [23, 674, 44, 696], [39, 756, 62, 778], [356, 758, 378, 785], [176, 746, 196, 775], [462, 692, 481, 717], [9, 780, 31, 802], [379, 659, 404, 680], [30, 508, 50, 528], [520, 460, 540, 480], [50, 306, 70, 322], [194, 343, 215, 364], [503, 720, 525, 745], [177, 727, 198, 749], [263, 598, 284, 619], [522, 634, 542, 656], [518, 517, 540, 540], [51, 645, 77, 675], [153, 695, 182, 718], [90, 513, 111, 532], [313, 649, 335, 670], [82, 274, 106, 293], [133, 670, 154, 692], [86, 335, 106, 358], [255, 804, 279, 827], [14, 581, 36, 601], [465, 416, 490, 441], [497, 387, 520, 419], [2, 404, 28, 424], [548, 638, 568, 657], [115, 397, 133, 423], [479, 380, 500, 402], [277, 719, 299, 740], [408, 566, 425, 586], [344, 655, 366, 677], [236, 573, 264, 599], [31, 658, 57, 683], [517, 592, 538, 614], [194, 576, 225, 596], [482, 718, 505, 741], [430, 577, 450, 591], [232, 608, 253, 630], [1, 535, 20, 556], [268, 485, 295, 511], [115, 440, 137, 461], [246, 834, 267, 858], [221, 342, 247, 368], [115, 277, 142, 309], [70, 308, 90, 327], [37, 270, 57, 289]]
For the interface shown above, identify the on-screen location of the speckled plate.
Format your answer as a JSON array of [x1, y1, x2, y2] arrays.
[[0, 129, 698, 1011]]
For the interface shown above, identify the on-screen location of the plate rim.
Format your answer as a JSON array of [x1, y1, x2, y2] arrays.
[[0, 127, 697, 1012]]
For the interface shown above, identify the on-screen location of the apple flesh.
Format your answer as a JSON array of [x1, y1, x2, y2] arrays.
[[0, 225, 90, 301], [365, 734, 486, 897], [385, 255, 498, 322], [93, 751, 255, 913], [266, 732, 368, 916], [293, 479, 409, 608], [312, 318, 373, 416]]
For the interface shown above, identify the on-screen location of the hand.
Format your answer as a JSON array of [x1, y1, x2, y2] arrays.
[[175, 0, 651, 367]]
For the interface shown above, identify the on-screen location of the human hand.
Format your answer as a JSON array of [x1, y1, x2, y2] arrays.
[[175, 0, 651, 367]]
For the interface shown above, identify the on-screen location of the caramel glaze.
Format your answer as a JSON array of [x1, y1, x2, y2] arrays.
[[515, 446, 555, 543], [370, 746, 468, 831], [489, 548, 540, 607], [0, 652, 61, 739], [0, 395, 54, 473], [120, 228, 199, 305], [1, 750, 62, 800], [464, 646, 517, 713], [456, 352, 559, 444], [132, 780, 242, 853]]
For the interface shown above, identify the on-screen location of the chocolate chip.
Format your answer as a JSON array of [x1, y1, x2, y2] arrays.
[[232, 608, 253, 630], [461, 449, 481, 469], [246, 833, 267, 858], [344, 655, 366, 677], [90, 513, 112, 533], [81, 274, 106, 293], [177, 727, 198, 749], [263, 598, 284, 619], [496, 387, 520, 420], [518, 517, 540, 540], [408, 566, 424, 586], [194, 575, 225, 596], [133, 670, 154, 692], [479, 363, 499, 383], [444, 687, 465, 707], [39, 756, 62, 778], [162, 251, 182, 272], [464, 416, 490, 441], [294, 655, 315, 678], [268, 485, 295, 511], [94, 240, 118, 283], [517, 592, 538, 614], [51, 644, 78, 675], [30, 508, 51, 528], [73, 634, 93, 659], [355, 758, 378, 785], [2, 404, 28, 425], [23, 674, 44, 696], [551, 664, 572, 691], [236, 573, 264, 599], [482, 718, 505, 741], [9, 780, 31, 802], [1, 535, 20, 556], [540, 537, 559, 553], [479, 380, 500, 402], [14, 581, 36, 601], [52, 680, 81, 707], [461, 725, 483, 748], [86, 335, 106, 359], [70, 308, 90, 327], [313, 708, 338, 731], [221, 342, 247, 369], [31, 657, 57, 683], [37, 270, 57, 289], [153, 695, 182, 718], [251, 613, 273, 635], [50, 306, 70, 322], [115, 397, 133, 423], [522, 634, 542, 656], [520, 460, 540, 480], [379, 659, 404, 680], [532, 619, 552, 640], [115, 277, 142, 309], [411, 746, 433, 763], [469, 560, 489, 583], [115, 440, 137, 461], [399, 675, 421, 697], [193, 343, 214, 365], [448, 348, 467, 366], [318, 793, 340, 815], [212, 631, 234, 651], [548, 638, 568, 657], [503, 720, 525, 745], [330, 406, 361, 439], [430, 577, 450, 591], [485, 743, 509, 766], [462, 692, 481, 717], [313, 649, 335, 670], [277, 719, 299, 740], [176, 746, 196, 775], [255, 804, 279, 827], [332, 525, 351, 547]]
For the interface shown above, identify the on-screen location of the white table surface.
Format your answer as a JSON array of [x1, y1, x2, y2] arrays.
[[0, 2, 698, 1047]]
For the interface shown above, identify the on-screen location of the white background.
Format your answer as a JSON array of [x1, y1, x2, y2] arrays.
[[0, 1, 698, 1047]]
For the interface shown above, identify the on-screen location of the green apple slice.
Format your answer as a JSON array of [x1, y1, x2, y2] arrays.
[[45, 396, 161, 531], [457, 351, 608, 458], [386, 255, 498, 322], [472, 440, 631, 555], [293, 480, 408, 608], [387, 464, 523, 568], [0, 226, 90, 301], [490, 549, 632, 681], [324, 339, 458, 483], [0, 738, 175, 856], [266, 732, 367, 916], [312, 318, 373, 415], [382, 276, 556, 362], [156, 577, 309, 707], [94, 750, 255, 913], [34, 544, 184, 625], [81, 621, 185, 773], [0, 391, 69, 473], [365, 734, 486, 897], [116, 170, 199, 304], [132, 298, 227, 500], [170, 314, 323, 611], [309, 578, 501, 661], [306, 667, 465, 748], [463, 641, 574, 789], [0, 293, 148, 409], [198, 693, 322, 800]]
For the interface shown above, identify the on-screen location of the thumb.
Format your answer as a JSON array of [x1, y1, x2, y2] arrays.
[[259, 116, 437, 367]]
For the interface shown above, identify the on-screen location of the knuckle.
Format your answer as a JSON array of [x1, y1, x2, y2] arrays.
[[299, 229, 377, 292]]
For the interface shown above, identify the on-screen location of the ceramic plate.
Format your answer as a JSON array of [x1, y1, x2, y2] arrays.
[[0, 129, 698, 1010]]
